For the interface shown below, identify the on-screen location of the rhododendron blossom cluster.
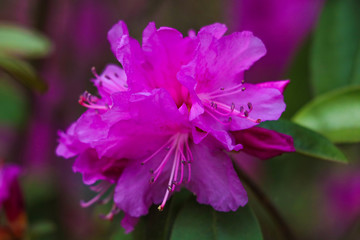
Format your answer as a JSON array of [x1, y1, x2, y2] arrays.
[[56, 21, 295, 232]]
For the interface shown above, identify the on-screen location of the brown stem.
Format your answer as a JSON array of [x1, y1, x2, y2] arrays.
[[232, 159, 296, 240]]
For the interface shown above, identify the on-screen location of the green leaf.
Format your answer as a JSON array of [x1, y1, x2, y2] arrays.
[[259, 119, 348, 163], [311, 0, 360, 95], [171, 199, 263, 240], [133, 190, 191, 240], [0, 23, 52, 58], [293, 86, 360, 144], [111, 228, 133, 240], [29, 221, 56, 237], [0, 54, 47, 92], [0, 78, 28, 126]]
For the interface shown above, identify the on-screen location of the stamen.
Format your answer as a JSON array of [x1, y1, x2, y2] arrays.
[[141, 136, 175, 165], [78, 92, 109, 110], [80, 183, 111, 208], [91, 66, 99, 78], [206, 82, 245, 99], [204, 100, 261, 124], [100, 204, 120, 221]]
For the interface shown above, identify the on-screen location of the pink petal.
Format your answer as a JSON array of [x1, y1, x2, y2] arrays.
[[256, 80, 290, 94], [92, 64, 128, 98], [194, 31, 266, 93], [186, 138, 248, 211], [107, 20, 129, 54], [121, 214, 140, 233], [198, 23, 227, 39]]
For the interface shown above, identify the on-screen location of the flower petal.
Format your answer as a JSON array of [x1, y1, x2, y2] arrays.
[[256, 80, 290, 94], [107, 20, 129, 54], [193, 31, 266, 93], [121, 214, 139, 233], [198, 23, 227, 39], [114, 152, 171, 217], [186, 138, 248, 211], [92, 64, 127, 98]]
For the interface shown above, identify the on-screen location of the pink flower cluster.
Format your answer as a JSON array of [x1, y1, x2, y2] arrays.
[[56, 21, 294, 232]]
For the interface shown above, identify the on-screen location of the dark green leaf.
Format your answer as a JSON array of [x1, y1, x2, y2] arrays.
[[0, 78, 28, 126], [0, 54, 47, 92], [311, 0, 360, 95], [293, 86, 360, 144], [133, 190, 191, 240], [171, 199, 263, 240], [0, 23, 52, 58], [259, 119, 348, 163], [29, 221, 56, 237]]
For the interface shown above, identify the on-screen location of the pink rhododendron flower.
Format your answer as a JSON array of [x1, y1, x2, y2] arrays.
[[56, 21, 295, 232]]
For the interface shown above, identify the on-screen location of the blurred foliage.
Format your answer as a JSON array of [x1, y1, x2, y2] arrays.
[[0, 77, 28, 127], [0, 23, 52, 58], [311, 0, 360, 95], [293, 86, 360, 143], [0, 54, 47, 93], [171, 198, 263, 240]]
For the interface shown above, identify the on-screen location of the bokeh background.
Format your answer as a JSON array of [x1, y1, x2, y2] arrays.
[[0, 0, 359, 239]]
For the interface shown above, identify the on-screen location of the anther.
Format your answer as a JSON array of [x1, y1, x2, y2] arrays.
[[240, 106, 244, 113], [256, 119, 262, 123], [247, 102, 253, 111], [158, 205, 164, 211], [241, 87, 246, 91], [167, 185, 173, 191], [149, 176, 154, 183], [220, 87, 225, 90], [244, 110, 249, 117], [231, 102, 235, 111], [241, 80, 245, 84]]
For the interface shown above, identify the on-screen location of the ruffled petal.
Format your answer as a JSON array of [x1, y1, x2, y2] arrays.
[[107, 20, 129, 54], [198, 22, 227, 39], [191, 31, 266, 94]]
